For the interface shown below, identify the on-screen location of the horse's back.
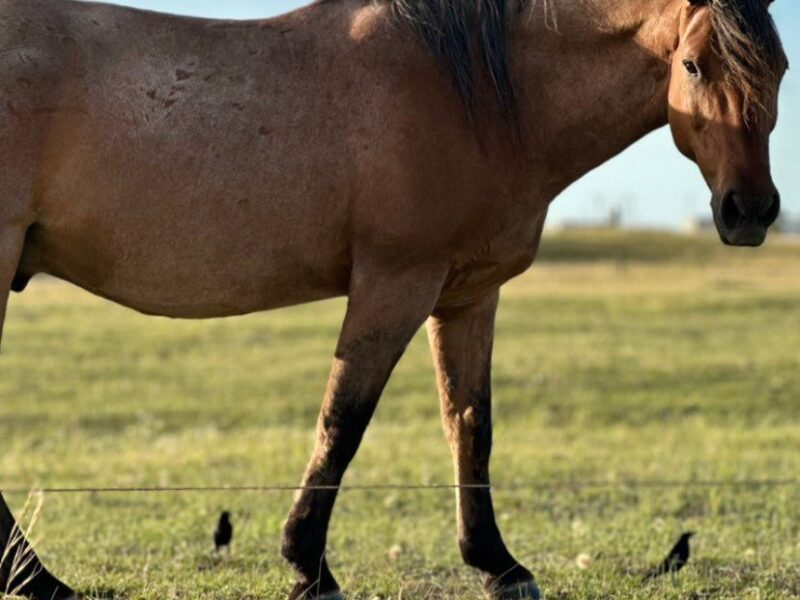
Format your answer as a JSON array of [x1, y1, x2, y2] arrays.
[[3, 0, 519, 317]]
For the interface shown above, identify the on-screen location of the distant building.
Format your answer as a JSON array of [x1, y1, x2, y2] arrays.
[[682, 216, 716, 234], [774, 213, 800, 235], [683, 213, 800, 236], [550, 206, 624, 231]]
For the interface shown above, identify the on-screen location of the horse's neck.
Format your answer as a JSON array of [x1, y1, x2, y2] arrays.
[[517, 0, 682, 198]]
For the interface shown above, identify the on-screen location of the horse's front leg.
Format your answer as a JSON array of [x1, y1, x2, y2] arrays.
[[0, 225, 76, 600], [281, 263, 446, 600], [427, 291, 541, 600]]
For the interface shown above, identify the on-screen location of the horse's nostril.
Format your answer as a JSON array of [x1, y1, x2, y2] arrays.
[[720, 192, 743, 231]]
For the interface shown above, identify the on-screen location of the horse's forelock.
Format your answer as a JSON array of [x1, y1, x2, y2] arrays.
[[709, 0, 785, 121]]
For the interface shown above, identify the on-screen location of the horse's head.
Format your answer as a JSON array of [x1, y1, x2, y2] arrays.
[[669, 0, 788, 246]]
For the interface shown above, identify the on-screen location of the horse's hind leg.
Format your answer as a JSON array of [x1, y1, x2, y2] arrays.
[[0, 224, 25, 345], [0, 497, 77, 600], [0, 224, 76, 600], [427, 292, 541, 600], [281, 263, 446, 599]]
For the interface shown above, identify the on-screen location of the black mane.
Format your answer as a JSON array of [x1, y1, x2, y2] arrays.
[[390, 0, 532, 133], [389, 0, 785, 130]]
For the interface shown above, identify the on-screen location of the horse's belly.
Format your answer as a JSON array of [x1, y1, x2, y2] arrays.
[[20, 103, 352, 316], [93, 257, 348, 319], [22, 204, 351, 318]]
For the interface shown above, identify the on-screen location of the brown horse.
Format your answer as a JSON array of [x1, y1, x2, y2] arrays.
[[0, 0, 787, 598]]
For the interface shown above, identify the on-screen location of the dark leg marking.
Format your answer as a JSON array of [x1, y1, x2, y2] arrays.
[[281, 265, 444, 599], [282, 381, 378, 598]]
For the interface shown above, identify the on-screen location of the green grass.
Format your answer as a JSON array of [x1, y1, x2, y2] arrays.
[[1, 231, 800, 599]]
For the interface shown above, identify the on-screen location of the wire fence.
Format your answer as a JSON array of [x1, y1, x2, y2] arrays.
[[2, 477, 800, 496]]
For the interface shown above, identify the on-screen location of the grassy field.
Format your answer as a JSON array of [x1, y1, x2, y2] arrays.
[[2, 230, 800, 599]]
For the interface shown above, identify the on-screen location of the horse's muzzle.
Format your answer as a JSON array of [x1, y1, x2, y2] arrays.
[[713, 189, 781, 247]]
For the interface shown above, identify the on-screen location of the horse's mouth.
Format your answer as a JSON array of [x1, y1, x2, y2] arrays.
[[717, 222, 768, 247]]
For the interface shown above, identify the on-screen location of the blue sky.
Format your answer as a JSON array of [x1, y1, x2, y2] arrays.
[[100, 1, 799, 229]]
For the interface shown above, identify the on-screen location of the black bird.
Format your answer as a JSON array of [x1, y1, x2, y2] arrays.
[[214, 511, 233, 552], [643, 531, 694, 580]]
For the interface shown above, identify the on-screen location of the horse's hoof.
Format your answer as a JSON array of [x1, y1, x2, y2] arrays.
[[15, 572, 77, 600], [305, 592, 344, 600], [488, 580, 542, 600], [42, 591, 79, 600], [288, 582, 344, 600]]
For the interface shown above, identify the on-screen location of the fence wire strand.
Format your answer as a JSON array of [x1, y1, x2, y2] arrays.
[[2, 478, 800, 496]]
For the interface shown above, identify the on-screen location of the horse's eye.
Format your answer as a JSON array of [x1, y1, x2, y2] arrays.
[[683, 60, 700, 78]]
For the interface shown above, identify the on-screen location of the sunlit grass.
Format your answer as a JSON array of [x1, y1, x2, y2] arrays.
[[1, 231, 799, 598]]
